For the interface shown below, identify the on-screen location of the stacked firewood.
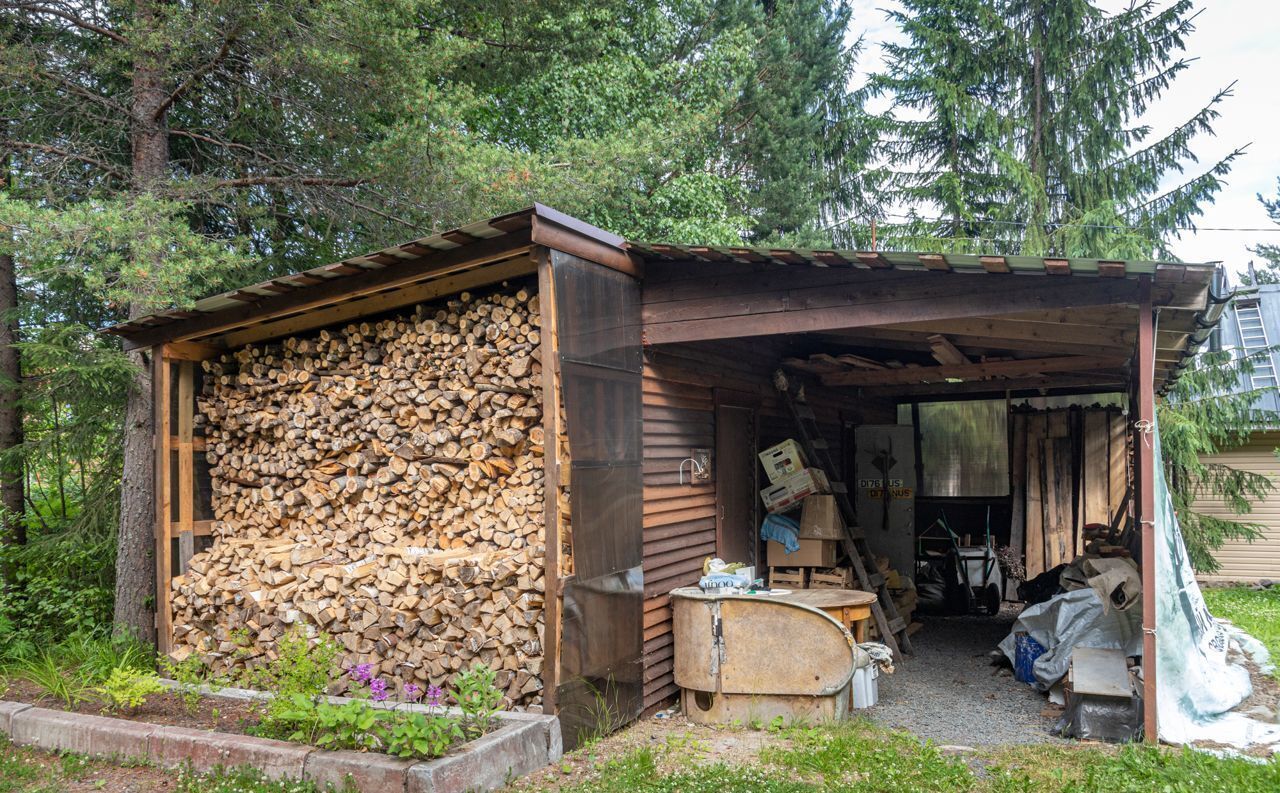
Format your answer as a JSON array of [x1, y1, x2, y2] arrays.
[[170, 285, 548, 707]]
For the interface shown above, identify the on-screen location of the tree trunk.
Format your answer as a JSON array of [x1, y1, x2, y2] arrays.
[[0, 249, 23, 550], [114, 0, 169, 645]]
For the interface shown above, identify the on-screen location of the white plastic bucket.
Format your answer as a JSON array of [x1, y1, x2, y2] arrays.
[[852, 663, 879, 708]]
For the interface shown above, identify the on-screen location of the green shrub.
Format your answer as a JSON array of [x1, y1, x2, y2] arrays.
[[452, 663, 503, 737], [385, 711, 463, 759], [161, 652, 218, 714], [95, 666, 166, 713], [248, 627, 339, 738]]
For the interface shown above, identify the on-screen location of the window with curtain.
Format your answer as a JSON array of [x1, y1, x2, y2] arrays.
[[897, 400, 1009, 497]]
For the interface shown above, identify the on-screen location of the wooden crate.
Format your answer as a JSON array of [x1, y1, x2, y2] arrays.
[[809, 567, 855, 590], [769, 567, 807, 588]]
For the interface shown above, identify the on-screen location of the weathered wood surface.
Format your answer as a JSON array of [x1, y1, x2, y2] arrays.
[[170, 285, 549, 708]]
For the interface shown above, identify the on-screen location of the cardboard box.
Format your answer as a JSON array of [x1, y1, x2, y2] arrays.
[[759, 439, 807, 483], [798, 495, 843, 540], [767, 538, 839, 567], [760, 467, 830, 513]]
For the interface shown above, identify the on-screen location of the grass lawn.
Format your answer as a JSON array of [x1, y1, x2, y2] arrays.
[[0, 735, 335, 793], [510, 720, 1280, 793], [1202, 585, 1280, 677]]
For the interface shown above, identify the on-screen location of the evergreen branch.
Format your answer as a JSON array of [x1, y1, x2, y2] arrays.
[[189, 175, 370, 191], [152, 29, 242, 122], [0, 2, 127, 44], [0, 139, 124, 179]]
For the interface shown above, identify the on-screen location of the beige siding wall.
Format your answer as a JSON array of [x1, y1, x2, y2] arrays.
[[1195, 431, 1280, 583]]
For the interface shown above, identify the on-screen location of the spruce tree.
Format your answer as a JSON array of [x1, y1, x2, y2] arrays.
[[864, 0, 1243, 258], [863, 0, 1011, 251], [999, 0, 1242, 257]]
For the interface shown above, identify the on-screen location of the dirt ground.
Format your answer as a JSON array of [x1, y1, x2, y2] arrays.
[[505, 711, 794, 792], [1, 677, 262, 734]]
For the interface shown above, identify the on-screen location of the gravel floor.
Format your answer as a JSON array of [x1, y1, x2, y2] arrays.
[[869, 604, 1068, 745]]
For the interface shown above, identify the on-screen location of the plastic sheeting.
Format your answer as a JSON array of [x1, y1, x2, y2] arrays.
[[998, 588, 1143, 692], [1151, 423, 1280, 750]]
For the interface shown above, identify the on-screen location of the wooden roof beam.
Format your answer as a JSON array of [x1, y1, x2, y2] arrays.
[[821, 354, 1129, 387], [643, 277, 1140, 345], [927, 334, 970, 366]]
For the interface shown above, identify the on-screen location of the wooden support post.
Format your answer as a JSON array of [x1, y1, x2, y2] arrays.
[[177, 361, 195, 575], [1135, 276, 1158, 743], [536, 246, 561, 715], [153, 349, 173, 655]]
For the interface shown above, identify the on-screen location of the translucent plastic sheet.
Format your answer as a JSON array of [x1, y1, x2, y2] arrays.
[[1152, 422, 1280, 750]]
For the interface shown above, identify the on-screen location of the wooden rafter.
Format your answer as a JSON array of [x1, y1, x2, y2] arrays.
[[927, 334, 969, 365], [821, 355, 1129, 387]]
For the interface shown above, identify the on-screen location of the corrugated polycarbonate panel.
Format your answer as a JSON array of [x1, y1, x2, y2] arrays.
[[552, 249, 644, 744], [902, 399, 1010, 497]]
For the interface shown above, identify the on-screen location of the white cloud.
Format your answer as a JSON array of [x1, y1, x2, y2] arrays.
[[846, 0, 1280, 275]]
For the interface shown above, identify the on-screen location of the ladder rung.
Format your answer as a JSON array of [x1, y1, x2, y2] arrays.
[[887, 618, 907, 634], [795, 406, 816, 420], [829, 481, 847, 494], [811, 439, 829, 450], [864, 573, 885, 588]]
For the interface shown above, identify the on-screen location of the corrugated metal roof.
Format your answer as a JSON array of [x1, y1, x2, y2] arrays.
[[104, 207, 537, 338], [627, 242, 1216, 282]]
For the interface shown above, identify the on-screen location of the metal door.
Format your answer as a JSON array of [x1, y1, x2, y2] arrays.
[[854, 425, 917, 577]]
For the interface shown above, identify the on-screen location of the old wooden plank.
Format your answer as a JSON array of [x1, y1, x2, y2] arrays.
[[645, 278, 1142, 345], [824, 355, 1128, 387]]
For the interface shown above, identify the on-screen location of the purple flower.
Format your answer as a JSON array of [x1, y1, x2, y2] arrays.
[[403, 683, 421, 701], [369, 678, 389, 702], [347, 663, 374, 684], [425, 685, 444, 708]]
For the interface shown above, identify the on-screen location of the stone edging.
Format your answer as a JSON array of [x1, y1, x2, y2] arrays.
[[0, 699, 561, 793]]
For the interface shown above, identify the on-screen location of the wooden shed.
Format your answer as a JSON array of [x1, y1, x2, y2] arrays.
[[108, 205, 1225, 745]]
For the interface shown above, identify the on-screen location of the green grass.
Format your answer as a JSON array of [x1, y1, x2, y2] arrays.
[[1202, 586, 1280, 678], [541, 722, 1280, 793], [0, 736, 352, 793]]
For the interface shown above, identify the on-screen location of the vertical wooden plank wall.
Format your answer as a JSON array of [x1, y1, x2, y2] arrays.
[[1016, 406, 1130, 580], [638, 339, 852, 713]]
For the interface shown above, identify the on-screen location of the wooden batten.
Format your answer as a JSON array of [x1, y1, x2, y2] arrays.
[[535, 247, 562, 714], [177, 361, 196, 576], [153, 349, 173, 654]]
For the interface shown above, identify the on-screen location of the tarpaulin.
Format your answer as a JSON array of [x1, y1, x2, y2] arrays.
[[1150, 422, 1280, 750], [998, 587, 1143, 692]]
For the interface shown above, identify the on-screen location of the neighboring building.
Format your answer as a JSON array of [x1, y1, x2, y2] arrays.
[[1196, 277, 1280, 582]]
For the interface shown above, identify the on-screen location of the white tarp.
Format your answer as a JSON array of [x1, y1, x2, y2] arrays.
[[1152, 423, 1280, 750]]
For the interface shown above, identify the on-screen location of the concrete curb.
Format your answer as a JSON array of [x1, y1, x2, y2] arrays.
[[0, 698, 560, 793], [408, 719, 552, 793]]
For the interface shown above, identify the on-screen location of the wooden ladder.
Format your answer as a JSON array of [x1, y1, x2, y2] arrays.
[[774, 370, 913, 659]]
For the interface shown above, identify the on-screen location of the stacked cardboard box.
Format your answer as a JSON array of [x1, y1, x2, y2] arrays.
[[765, 492, 843, 568]]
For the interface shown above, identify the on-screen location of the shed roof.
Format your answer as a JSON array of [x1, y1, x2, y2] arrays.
[[104, 205, 1225, 391]]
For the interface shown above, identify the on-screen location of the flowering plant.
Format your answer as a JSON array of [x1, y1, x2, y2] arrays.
[[261, 657, 505, 759]]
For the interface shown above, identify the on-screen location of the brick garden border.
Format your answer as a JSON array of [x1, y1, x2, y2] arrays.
[[0, 692, 562, 793]]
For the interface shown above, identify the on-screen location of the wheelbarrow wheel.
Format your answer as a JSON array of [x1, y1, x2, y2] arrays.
[[982, 583, 1002, 616]]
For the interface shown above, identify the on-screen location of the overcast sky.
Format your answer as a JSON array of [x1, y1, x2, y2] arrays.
[[848, 0, 1280, 281]]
